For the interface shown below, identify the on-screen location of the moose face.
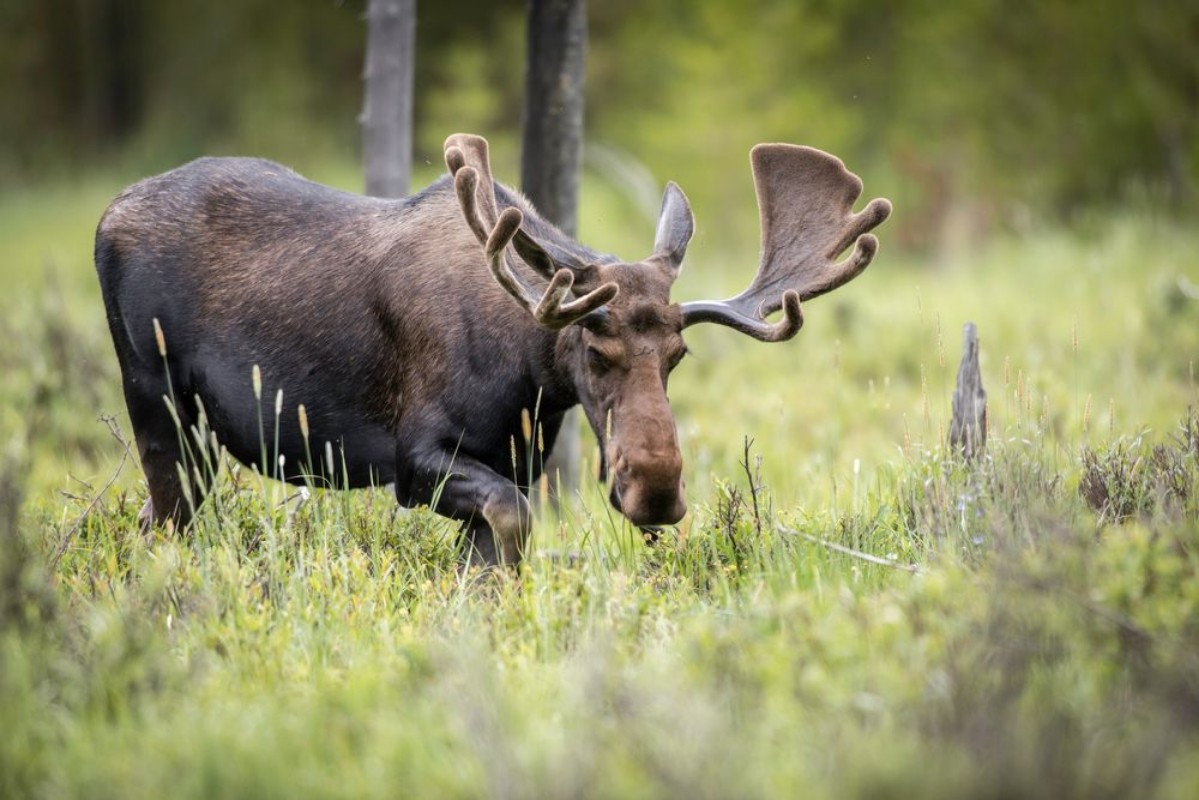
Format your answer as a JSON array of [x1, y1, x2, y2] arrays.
[[570, 262, 689, 527]]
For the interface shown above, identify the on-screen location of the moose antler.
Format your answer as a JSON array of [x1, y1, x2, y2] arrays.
[[444, 134, 618, 329], [679, 144, 891, 342]]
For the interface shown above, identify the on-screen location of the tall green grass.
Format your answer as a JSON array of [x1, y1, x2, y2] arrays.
[[1, 162, 1198, 797]]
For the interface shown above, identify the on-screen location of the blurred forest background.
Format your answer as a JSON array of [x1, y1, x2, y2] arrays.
[[3, 0, 1196, 253]]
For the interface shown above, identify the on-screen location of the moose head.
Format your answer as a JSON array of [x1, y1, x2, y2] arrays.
[[444, 133, 891, 533]]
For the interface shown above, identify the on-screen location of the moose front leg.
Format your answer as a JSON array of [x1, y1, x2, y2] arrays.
[[394, 446, 531, 568]]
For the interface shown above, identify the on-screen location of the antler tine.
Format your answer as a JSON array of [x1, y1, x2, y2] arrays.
[[680, 144, 891, 342], [677, 290, 804, 343], [444, 133, 618, 330]]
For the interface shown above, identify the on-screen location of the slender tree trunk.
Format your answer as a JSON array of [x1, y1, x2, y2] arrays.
[[522, 0, 586, 234], [522, 0, 588, 501], [362, 0, 415, 198]]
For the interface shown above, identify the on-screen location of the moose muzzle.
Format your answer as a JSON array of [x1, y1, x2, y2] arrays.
[[607, 414, 687, 527]]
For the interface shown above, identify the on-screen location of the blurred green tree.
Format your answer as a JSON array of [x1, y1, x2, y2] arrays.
[[0, 0, 1193, 233]]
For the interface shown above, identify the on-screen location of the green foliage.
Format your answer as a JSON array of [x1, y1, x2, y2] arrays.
[[3, 422, 1199, 797], [589, 0, 1199, 243]]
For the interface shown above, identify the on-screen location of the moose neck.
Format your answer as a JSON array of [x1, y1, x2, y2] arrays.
[[546, 324, 588, 411]]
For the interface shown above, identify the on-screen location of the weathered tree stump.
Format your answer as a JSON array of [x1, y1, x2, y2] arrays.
[[949, 322, 987, 460]]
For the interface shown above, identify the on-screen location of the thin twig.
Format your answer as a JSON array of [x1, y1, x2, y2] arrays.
[[49, 415, 131, 569], [741, 436, 764, 537], [776, 522, 920, 573]]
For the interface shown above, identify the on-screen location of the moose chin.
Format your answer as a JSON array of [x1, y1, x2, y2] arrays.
[[94, 133, 890, 567]]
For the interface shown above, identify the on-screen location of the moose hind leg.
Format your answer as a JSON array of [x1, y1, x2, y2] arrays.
[[124, 379, 206, 533]]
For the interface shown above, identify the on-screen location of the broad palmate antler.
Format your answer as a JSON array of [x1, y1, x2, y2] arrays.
[[444, 133, 618, 329], [680, 144, 891, 341]]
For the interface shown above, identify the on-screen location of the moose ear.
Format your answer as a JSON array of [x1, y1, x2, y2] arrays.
[[652, 181, 694, 274]]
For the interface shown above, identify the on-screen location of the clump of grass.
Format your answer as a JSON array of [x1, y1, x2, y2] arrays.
[[1080, 408, 1198, 523], [0, 432, 55, 635], [0, 423, 191, 799], [896, 436, 1069, 564], [5, 401, 1199, 798], [914, 507, 1199, 800]]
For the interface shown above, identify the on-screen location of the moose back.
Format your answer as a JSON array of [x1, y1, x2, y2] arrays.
[[95, 134, 890, 566]]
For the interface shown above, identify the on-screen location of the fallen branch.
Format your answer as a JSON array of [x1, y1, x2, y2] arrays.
[[776, 523, 921, 574]]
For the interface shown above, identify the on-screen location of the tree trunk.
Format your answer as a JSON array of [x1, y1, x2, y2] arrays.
[[362, 0, 415, 198], [522, 0, 587, 500]]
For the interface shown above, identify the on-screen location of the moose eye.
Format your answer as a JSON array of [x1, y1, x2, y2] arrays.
[[587, 346, 612, 372]]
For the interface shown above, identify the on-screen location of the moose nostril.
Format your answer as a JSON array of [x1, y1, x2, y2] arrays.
[[613, 482, 687, 526], [608, 452, 687, 527]]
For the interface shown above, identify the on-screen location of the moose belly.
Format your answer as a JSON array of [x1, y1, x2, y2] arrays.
[[182, 344, 398, 489]]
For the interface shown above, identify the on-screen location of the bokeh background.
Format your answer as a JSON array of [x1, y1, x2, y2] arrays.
[[5, 0, 1195, 233]]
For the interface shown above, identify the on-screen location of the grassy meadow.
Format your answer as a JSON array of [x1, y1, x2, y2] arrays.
[[2, 157, 1198, 798]]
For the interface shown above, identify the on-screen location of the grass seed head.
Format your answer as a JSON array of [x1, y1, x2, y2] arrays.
[[152, 317, 167, 357]]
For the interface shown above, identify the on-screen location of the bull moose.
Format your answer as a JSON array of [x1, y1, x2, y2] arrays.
[[95, 133, 891, 566]]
